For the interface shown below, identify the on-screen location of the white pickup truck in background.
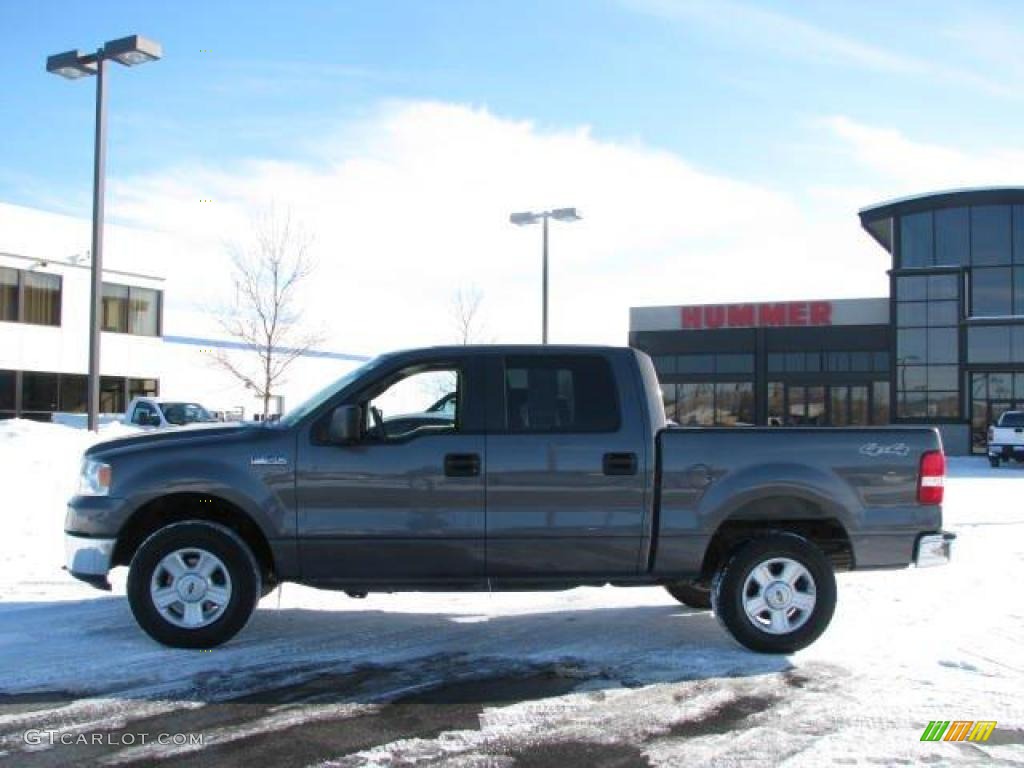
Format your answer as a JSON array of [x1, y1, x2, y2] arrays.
[[124, 396, 222, 429], [987, 410, 1024, 467]]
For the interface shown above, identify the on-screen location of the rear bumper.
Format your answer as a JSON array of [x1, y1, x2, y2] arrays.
[[988, 444, 1024, 459], [914, 532, 956, 568], [63, 532, 115, 590]]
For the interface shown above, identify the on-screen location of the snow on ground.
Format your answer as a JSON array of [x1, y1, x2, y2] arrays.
[[0, 420, 1022, 767]]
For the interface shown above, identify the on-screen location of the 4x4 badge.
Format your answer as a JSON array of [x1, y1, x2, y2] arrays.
[[859, 442, 910, 457], [251, 455, 289, 466]]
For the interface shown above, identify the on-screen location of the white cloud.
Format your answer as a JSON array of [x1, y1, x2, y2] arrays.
[[107, 101, 894, 356], [826, 115, 1024, 193], [625, 0, 1019, 98]]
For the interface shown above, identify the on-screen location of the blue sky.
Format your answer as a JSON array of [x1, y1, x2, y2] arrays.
[[4, 0, 1022, 214], [2, 1, 1023, 350]]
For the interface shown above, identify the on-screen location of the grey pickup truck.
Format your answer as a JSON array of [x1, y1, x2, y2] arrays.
[[65, 345, 954, 653]]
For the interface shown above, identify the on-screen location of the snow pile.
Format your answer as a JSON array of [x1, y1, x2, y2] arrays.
[[0, 420, 1021, 766], [0, 419, 138, 600]]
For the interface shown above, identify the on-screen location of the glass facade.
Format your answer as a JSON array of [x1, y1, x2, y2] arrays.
[[894, 273, 960, 419], [0, 371, 159, 422], [868, 192, 1024, 452]]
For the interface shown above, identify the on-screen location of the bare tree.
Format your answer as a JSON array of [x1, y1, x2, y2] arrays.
[[450, 284, 488, 345], [212, 209, 323, 419]]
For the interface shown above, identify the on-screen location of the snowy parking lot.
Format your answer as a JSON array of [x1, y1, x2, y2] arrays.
[[0, 420, 1022, 766]]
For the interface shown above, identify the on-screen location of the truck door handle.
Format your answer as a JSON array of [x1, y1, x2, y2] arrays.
[[603, 452, 638, 476], [444, 453, 481, 477]]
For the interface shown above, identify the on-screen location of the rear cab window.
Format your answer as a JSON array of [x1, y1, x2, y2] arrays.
[[503, 355, 620, 433]]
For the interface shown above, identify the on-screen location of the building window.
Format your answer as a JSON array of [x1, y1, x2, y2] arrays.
[[672, 382, 752, 426], [59, 374, 88, 412], [714, 382, 754, 425], [0, 267, 62, 327], [102, 283, 161, 336], [895, 273, 961, 419], [872, 382, 890, 424], [676, 382, 714, 426], [0, 268, 18, 322], [767, 381, 784, 426], [22, 272, 61, 326], [21, 372, 59, 414], [971, 267, 1013, 316], [1015, 205, 1024, 263], [129, 378, 159, 400], [971, 205, 1012, 266], [934, 207, 969, 266], [0, 370, 15, 419], [967, 325, 1024, 364], [100, 376, 126, 414], [102, 283, 129, 332], [900, 211, 933, 268]]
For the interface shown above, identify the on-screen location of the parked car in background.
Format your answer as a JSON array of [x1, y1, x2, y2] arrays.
[[987, 410, 1024, 467], [124, 397, 220, 429]]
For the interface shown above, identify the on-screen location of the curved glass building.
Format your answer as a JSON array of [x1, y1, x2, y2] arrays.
[[628, 187, 1024, 455], [860, 187, 1024, 454]]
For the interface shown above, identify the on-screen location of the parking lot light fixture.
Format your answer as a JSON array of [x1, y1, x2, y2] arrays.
[[509, 208, 582, 344], [46, 35, 162, 431]]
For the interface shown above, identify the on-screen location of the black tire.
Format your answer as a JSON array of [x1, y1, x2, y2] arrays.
[[664, 581, 712, 610], [127, 521, 261, 649], [989, 457, 1000, 468], [711, 532, 836, 654]]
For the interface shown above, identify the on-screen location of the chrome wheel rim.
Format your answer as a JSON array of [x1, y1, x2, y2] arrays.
[[741, 557, 816, 635], [150, 548, 232, 629]]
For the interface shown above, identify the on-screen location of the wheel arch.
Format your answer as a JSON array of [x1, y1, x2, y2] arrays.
[[112, 492, 277, 586], [698, 495, 853, 582]]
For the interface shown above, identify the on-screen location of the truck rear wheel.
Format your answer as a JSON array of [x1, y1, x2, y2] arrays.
[[127, 521, 261, 649], [711, 533, 836, 654], [664, 582, 712, 610]]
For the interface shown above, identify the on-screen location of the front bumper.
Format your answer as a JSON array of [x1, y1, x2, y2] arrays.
[[914, 532, 956, 568], [64, 532, 115, 590]]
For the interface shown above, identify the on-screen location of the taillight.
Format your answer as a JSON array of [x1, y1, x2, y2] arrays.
[[988, 426, 994, 443], [918, 450, 945, 505]]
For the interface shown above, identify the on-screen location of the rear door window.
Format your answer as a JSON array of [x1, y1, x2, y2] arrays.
[[503, 355, 620, 433]]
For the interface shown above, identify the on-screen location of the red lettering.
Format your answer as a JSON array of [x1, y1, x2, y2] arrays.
[[758, 303, 787, 326], [705, 306, 726, 328], [787, 302, 808, 326], [681, 307, 703, 329], [727, 304, 756, 328], [809, 301, 832, 325]]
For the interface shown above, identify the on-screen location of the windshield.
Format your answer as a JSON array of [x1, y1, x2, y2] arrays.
[[159, 402, 216, 425], [278, 357, 384, 427], [999, 412, 1024, 427]]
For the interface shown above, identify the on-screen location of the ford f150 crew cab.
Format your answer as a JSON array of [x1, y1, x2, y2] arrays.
[[64, 345, 954, 653], [987, 410, 1024, 467]]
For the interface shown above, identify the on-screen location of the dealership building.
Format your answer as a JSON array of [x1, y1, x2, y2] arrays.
[[630, 187, 1024, 456]]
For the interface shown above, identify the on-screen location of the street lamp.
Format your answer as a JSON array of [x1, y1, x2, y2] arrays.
[[46, 35, 162, 431], [509, 207, 581, 344]]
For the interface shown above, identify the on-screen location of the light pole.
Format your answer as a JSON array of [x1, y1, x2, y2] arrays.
[[46, 35, 162, 431], [509, 207, 581, 344]]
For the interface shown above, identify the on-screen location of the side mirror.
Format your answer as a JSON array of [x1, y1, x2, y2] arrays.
[[328, 405, 361, 444]]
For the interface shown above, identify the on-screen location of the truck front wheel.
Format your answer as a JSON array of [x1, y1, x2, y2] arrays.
[[127, 521, 261, 649], [711, 533, 836, 654]]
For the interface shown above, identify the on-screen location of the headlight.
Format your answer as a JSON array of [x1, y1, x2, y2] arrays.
[[77, 459, 112, 496]]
